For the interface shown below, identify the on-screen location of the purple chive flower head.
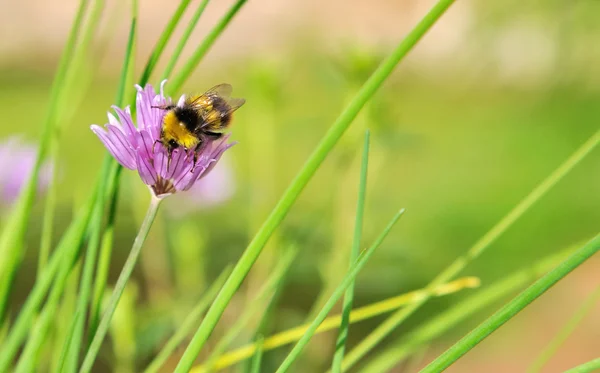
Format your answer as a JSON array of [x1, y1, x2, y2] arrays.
[[91, 81, 235, 198], [0, 137, 52, 205]]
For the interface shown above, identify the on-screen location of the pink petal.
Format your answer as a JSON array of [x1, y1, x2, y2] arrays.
[[91, 125, 136, 169]]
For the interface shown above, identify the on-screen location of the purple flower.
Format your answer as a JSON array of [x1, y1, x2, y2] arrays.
[[0, 137, 52, 205], [91, 81, 235, 198]]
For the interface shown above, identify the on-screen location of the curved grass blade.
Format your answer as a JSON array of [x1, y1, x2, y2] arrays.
[[419, 233, 600, 373], [339, 129, 600, 371], [172, 1, 456, 369]]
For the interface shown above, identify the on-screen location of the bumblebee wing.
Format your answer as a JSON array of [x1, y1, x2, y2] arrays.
[[205, 83, 233, 98], [224, 97, 246, 111]]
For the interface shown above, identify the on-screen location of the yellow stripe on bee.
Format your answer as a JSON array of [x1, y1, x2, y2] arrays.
[[162, 111, 200, 149]]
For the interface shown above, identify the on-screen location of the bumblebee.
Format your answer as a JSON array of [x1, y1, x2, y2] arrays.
[[156, 83, 245, 157]]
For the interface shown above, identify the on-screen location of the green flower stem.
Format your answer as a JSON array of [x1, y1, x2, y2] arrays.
[[167, 0, 248, 94], [331, 130, 370, 373], [143, 265, 233, 373], [138, 0, 193, 86], [0, 0, 91, 324], [339, 129, 600, 371], [274, 209, 405, 373], [527, 284, 600, 373], [419, 233, 600, 373], [563, 358, 600, 373], [161, 0, 211, 80], [173, 1, 454, 369], [359, 247, 575, 373], [80, 195, 162, 373]]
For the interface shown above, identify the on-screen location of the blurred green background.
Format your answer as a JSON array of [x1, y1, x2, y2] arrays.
[[1, 0, 600, 371]]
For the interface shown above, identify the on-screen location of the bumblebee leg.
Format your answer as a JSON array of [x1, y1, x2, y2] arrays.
[[190, 143, 204, 173]]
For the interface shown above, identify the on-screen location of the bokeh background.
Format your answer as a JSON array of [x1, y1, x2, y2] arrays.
[[1, 0, 600, 372]]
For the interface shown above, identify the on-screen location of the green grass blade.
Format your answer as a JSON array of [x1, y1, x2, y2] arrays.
[[359, 248, 575, 373], [527, 284, 600, 373], [166, 0, 248, 94], [161, 0, 211, 80], [14, 256, 84, 372], [37, 141, 59, 277], [419, 233, 600, 373], [563, 358, 600, 373], [0, 0, 91, 324], [273, 209, 405, 373], [53, 310, 82, 373], [89, 163, 121, 337], [339, 129, 600, 371], [138, 0, 193, 86], [331, 130, 370, 372], [248, 337, 264, 373], [143, 265, 233, 373], [62, 12, 137, 371], [172, 1, 454, 368], [0, 185, 100, 372], [200, 248, 297, 373], [187, 277, 478, 372], [80, 197, 162, 373]]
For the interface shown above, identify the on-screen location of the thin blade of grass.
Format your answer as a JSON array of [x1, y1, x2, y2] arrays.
[[339, 129, 600, 371], [563, 358, 600, 373], [419, 233, 600, 373], [0, 0, 91, 324], [331, 130, 370, 372], [0, 185, 100, 372], [53, 310, 82, 373], [248, 337, 264, 373], [138, 0, 193, 86], [166, 0, 248, 94], [527, 284, 600, 373], [188, 276, 478, 373], [62, 10, 138, 371], [172, 2, 455, 369], [360, 247, 576, 373], [143, 264, 233, 373], [161, 0, 211, 80], [274, 209, 405, 373], [89, 163, 121, 337], [199, 248, 297, 373]]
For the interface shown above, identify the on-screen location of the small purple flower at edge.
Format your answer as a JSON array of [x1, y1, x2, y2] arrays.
[[0, 137, 53, 206], [91, 81, 235, 199]]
